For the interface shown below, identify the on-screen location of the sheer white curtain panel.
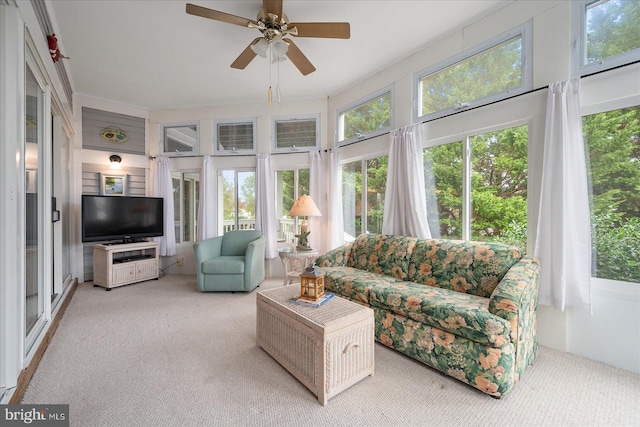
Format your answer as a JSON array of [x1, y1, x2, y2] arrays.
[[152, 156, 176, 256], [309, 149, 343, 253], [196, 155, 216, 241], [534, 77, 591, 313], [382, 123, 431, 239], [256, 153, 277, 259]]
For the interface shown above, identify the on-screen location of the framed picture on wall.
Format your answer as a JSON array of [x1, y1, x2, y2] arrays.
[[100, 173, 127, 196]]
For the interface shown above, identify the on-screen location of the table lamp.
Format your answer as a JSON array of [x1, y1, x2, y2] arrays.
[[288, 194, 322, 251]]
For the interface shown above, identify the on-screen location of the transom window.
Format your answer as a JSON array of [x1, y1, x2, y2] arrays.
[[162, 123, 199, 156], [273, 116, 318, 152], [415, 23, 531, 121], [573, 0, 640, 75], [337, 89, 392, 145], [214, 119, 256, 154]]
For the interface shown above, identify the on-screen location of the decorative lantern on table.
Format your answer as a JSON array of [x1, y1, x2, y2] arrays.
[[299, 266, 325, 302]]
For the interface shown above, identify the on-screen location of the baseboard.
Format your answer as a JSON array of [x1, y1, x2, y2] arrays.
[[9, 278, 78, 404]]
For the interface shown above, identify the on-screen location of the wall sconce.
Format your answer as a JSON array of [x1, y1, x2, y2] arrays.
[[109, 154, 122, 170]]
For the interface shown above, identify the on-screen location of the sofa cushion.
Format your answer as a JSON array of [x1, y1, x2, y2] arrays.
[[347, 234, 418, 279], [321, 266, 408, 305], [407, 239, 522, 298], [202, 256, 245, 275], [368, 281, 511, 347]]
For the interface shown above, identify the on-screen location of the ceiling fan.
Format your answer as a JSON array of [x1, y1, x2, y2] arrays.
[[186, 1, 350, 75]]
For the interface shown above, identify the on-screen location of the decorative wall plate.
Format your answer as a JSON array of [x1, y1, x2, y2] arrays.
[[100, 127, 128, 143]]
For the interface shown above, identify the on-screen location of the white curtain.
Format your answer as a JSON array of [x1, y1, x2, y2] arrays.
[[256, 153, 277, 259], [534, 77, 591, 313], [152, 156, 176, 256], [196, 155, 216, 241], [309, 149, 343, 253], [382, 123, 431, 239]]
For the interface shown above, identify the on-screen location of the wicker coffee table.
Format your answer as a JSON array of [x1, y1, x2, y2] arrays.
[[256, 286, 375, 405]]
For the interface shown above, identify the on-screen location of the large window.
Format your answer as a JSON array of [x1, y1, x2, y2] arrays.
[[583, 105, 640, 284], [172, 172, 199, 243], [470, 126, 528, 248], [275, 169, 309, 243], [415, 23, 531, 121], [424, 142, 463, 239], [337, 89, 392, 145], [574, 0, 640, 75], [342, 156, 388, 241], [424, 124, 528, 250], [219, 169, 255, 233]]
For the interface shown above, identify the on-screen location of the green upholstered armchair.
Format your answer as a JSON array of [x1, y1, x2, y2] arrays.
[[193, 230, 266, 292]]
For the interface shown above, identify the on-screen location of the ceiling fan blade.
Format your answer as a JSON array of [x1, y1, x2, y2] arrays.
[[288, 22, 350, 39], [230, 38, 262, 69], [262, 0, 283, 19], [283, 38, 316, 76], [186, 3, 255, 27]]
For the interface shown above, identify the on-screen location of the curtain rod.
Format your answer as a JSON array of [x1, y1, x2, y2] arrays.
[[150, 60, 639, 157], [149, 151, 304, 160]]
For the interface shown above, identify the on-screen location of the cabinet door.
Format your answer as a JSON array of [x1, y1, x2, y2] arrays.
[[136, 260, 158, 281], [112, 264, 136, 285]]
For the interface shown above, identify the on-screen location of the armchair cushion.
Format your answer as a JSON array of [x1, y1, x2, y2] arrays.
[[202, 256, 245, 275]]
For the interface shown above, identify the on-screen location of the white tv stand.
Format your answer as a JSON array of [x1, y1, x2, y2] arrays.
[[93, 241, 159, 291]]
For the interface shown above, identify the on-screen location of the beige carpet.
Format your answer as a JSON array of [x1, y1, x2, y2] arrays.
[[22, 275, 639, 427]]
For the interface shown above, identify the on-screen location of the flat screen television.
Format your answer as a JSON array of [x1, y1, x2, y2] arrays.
[[82, 195, 164, 243]]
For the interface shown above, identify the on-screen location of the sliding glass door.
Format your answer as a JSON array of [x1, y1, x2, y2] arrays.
[[24, 62, 45, 342]]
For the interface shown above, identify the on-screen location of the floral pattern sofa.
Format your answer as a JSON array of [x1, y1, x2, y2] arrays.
[[315, 233, 540, 397]]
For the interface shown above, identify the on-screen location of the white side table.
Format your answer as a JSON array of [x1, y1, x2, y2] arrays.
[[277, 247, 319, 286]]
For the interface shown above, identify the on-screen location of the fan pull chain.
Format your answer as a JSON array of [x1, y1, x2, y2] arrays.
[[277, 59, 282, 103], [268, 42, 273, 107]]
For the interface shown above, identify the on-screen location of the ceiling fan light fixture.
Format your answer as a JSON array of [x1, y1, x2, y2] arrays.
[[271, 36, 288, 58], [250, 38, 269, 58]]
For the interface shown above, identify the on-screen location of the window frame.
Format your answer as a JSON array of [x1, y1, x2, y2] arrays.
[[336, 86, 394, 147], [273, 167, 310, 244], [171, 170, 200, 244], [213, 117, 257, 155], [161, 121, 199, 157], [218, 168, 256, 234], [413, 21, 532, 123], [571, 0, 640, 77], [581, 95, 640, 286], [340, 153, 389, 242], [271, 114, 319, 153]]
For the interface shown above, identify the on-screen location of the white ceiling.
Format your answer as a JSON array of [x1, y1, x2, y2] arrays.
[[49, 0, 504, 111]]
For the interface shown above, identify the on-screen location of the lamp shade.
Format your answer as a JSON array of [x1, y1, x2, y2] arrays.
[[288, 195, 322, 217]]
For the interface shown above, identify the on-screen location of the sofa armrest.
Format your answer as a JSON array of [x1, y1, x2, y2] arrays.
[[488, 256, 540, 378], [315, 242, 353, 267]]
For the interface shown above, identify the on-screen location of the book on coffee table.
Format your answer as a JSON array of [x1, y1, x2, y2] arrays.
[[289, 292, 335, 308]]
